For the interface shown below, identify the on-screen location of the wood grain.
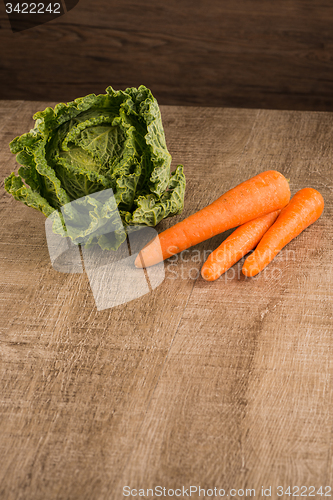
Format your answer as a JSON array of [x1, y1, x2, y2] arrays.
[[0, 101, 332, 499], [1, 0, 333, 110]]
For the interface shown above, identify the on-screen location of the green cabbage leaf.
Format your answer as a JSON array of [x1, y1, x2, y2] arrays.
[[5, 85, 186, 249]]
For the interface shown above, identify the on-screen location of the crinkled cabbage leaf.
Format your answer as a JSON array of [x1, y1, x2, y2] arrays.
[[5, 85, 186, 249]]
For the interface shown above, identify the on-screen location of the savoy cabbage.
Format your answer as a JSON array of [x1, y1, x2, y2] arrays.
[[5, 85, 186, 249]]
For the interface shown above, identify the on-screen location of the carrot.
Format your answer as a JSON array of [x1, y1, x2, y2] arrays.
[[201, 210, 280, 281], [242, 188, 324, 277], [135, 170, 290, 268]]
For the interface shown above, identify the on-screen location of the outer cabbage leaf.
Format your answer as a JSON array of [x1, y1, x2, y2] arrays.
[[5, 85, 186, 249]]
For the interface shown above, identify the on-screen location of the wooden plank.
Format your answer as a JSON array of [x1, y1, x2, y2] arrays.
[[0, 102, 258, 499], [0, 101, 23, 129], [1, 0, 333, 110], [115, 109, 333, 496]]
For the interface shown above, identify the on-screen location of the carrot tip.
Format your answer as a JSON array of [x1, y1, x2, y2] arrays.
[[242, 266, 260, 277], [134, 252, 145, 268], [201, 269, 214, 281]]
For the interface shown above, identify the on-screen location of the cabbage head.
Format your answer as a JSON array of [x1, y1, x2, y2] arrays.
[[5, 85, 186, 250]]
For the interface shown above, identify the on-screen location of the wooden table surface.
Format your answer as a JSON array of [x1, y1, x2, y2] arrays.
[[0, 101, 332, 500]]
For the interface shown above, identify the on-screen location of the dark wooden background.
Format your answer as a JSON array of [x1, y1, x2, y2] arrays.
[[1, 0, 333, 110]]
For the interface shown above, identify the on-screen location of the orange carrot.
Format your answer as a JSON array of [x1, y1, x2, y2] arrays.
[[201, 210, 280, 281], [135, 170, 290, 268], [242, 188, 324, 277]]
